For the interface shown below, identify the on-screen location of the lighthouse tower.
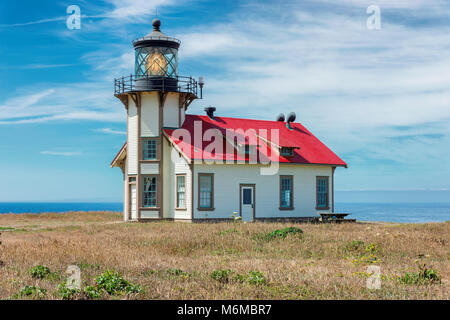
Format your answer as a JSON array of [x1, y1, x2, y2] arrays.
[[114, 19, 202, 221]]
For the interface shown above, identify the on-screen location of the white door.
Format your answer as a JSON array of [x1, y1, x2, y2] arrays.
[[130, 184, 137, 220], [241, 185, 254, 222]]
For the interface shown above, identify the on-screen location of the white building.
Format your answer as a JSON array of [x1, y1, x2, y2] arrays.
[[111, 19, 347, 222]]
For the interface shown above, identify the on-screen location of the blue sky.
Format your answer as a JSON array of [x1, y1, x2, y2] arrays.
[[0, 0, 449, 202]]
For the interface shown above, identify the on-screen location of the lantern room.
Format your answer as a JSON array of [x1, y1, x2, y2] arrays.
[[114, 18, 203, 98], [133, 19, 179, 78]]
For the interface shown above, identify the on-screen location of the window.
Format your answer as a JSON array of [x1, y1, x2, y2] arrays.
[[316, 177, 329, 209], [280, 147, 294, 157], [176, 175, 186, 209], [198, 174, 214, 210], [128, 177, 136, 183], [143, 176, 157, 207], [143, 140, 157, 160], [280, 176, 293, 209], [243, 188, 252, 205]]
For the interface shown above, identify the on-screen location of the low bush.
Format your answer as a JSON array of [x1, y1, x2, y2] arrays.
[[342, 240, 365, 255], [210, 269, 232, 283], [30, 265, 51, 279], [265, 227, 303, 240], [16, 285, 47, 299], [210, 269, 266, 286], [398, 265, 441, 285], [247, 271, 266, 285], [56, 283, 80, 300], [166, 268, 191, 279], [83, 285, 102, 299], [342, 241, 381, 265], [94, 271, 142, 295]]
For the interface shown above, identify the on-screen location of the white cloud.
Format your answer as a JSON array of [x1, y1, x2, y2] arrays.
[[170, 1, 450, 188], [95, 128, 126, 135], [105, 0, 176, 20], [40, 151, 82, 156]]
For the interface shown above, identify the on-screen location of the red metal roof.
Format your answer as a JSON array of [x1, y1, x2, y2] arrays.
[[163, 115, 347, 167]]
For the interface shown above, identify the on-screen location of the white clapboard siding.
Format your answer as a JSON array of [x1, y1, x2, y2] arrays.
[[140, 210, 159, 219], [127, 98, 138, 175], [193, 163, 333, 219], [174, 152, 191, 220], [163, 93, 179, 128], [141, 163, 159, 174], [161, 140, 192, 220], [140, 93, 159, 137]]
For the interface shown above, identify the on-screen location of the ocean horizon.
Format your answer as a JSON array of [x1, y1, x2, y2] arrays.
[[0, 201, 449, 223]]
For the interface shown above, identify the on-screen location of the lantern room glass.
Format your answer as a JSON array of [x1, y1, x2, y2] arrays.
[[135, 46, 178, 78]]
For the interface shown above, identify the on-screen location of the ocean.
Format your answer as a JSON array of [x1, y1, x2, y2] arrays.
[[0, 202, 449, 223], [0, 202, 123, 214]]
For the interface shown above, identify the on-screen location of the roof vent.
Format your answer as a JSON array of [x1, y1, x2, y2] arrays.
[[287, 112, 296, 123], [204, 106, 216, 119], [276, 113, 285, 122], [286, 112, 296, 130]]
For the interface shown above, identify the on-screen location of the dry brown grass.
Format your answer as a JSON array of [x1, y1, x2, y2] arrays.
[[0, 212, 448, 300]]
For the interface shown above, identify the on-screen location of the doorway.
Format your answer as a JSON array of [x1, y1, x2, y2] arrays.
[[240, 184, 255, 222]]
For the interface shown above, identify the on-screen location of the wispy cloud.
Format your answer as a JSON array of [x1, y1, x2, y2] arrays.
[[104, 0, 176, 20], [20, 64, 75, 69], [0, 17, 66, 28], [0, 84, 124, 125], [94, 128, 126, 135], [40, 151, 82, 156], [169, 0, 450, 185]]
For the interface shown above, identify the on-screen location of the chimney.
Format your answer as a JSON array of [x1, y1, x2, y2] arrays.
[[204, 106, 216, 119]]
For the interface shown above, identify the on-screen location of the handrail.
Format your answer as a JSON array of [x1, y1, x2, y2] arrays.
[[114, 75, 198, 96]]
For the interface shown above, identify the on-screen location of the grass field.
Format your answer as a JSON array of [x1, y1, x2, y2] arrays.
[[0, 211, 448, 300]]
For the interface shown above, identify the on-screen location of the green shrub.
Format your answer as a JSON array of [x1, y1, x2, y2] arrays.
[[342, 240, 365, 255], [265, 227, 303, 240], [343, 241, 381, 265], [56, 283, 79, 300], [143, 269, 157, 277], [30, 265, 51, 279], [210, 269, 266, 285], [365, 243, 379, 254], [398, 265, 441, 285], [83, 285, 102, 299], [95, 271, 142, 295], [247, 271, 266, 285], [166, 268, 191, 279], [16, 285, 47, 299], [166, 268, 184, 276], [77, 262, 100, 270], [232, 273, 246, 283], [210, 269, 232, 283]]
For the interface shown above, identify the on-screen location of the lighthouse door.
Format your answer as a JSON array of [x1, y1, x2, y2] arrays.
[[240, 184, 255, 222]]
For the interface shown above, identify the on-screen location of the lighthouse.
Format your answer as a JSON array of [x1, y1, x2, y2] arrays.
[[111, 19, 347, 223], [113, 19, 202, 221]]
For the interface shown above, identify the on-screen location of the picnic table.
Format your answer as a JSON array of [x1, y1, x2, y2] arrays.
[[318, 213, 355, 223]]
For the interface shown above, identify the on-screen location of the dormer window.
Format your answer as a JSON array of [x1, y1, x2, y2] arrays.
[[280, 147, 294, 157]]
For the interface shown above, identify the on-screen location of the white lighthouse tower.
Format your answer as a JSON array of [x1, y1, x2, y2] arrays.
[[113, 19, 202, 221]]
